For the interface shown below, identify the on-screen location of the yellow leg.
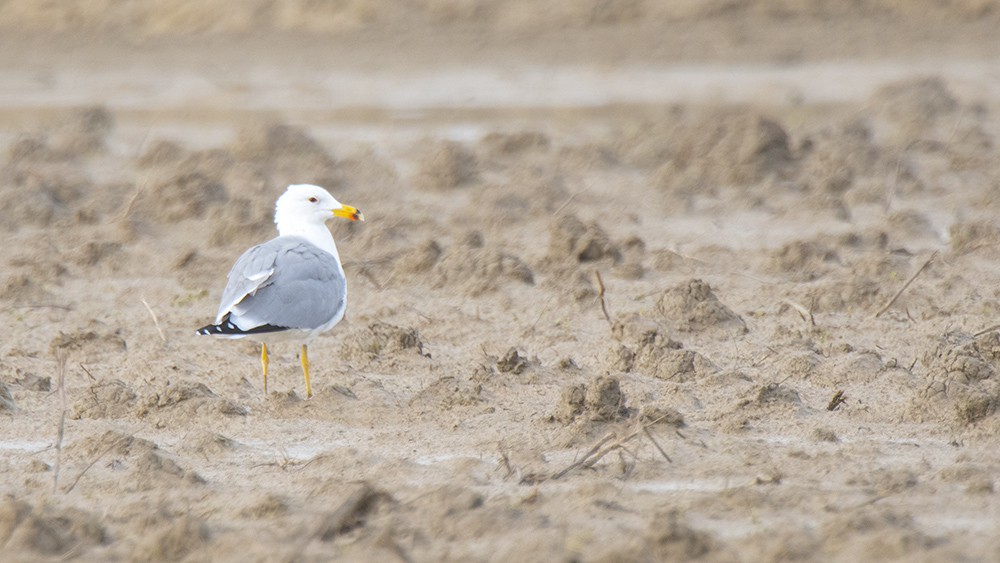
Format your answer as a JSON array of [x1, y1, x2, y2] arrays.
[[301, 344, 312, 399], [261, 343, 269, 395]]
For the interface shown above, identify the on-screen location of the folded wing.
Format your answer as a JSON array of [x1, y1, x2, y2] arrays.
[[216, 236, 346, 332]]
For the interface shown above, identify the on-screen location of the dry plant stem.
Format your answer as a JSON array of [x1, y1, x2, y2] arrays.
[[553, 193, 577, 215], [141, 297, 167, 342], [80, 363, 96, 382], [782, 299, 815, 326], [499, 450, 515, 480], [973, 324, 1000, 337], [3, 303, 73, 312], [529, 305, 550, 331], [577, 442, 623, 473], [53, 353, 67, 493], [552, 423, 674, 480], [63, 439, 123, 494], [884, 155, 901, 213], [595, 270, 611, 323], [874, 251, 938, 319], [642, 426, 673, 463], [552, 432, 616, 479], [115, 183, 142, 222]]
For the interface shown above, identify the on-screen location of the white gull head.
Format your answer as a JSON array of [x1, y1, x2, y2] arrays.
[[273, 184, 363, 261]]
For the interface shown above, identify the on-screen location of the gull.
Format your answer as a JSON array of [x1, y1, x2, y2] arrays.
[[197, 184, 363, 398]]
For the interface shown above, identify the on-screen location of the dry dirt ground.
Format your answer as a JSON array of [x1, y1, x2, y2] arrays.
[[3, 5, 1000, 562]]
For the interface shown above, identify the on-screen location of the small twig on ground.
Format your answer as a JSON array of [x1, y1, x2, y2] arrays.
[[731, 271, 780, 285], [79, 364, 96, 382], [53, 353, 67, 493], [292, 454, 336, 472], [554, 193, 577, 216], [783, 300, 816, 326], [498, 450, 516, 480], [63, 439, 124, 494], [884, 155, 901, 213], [642, 426, 673, 463], [250, 453, 305, 472], [827, 390, 847, 411], [973, 324, 1000, 337], [115, 183, 142, 222], [141, 298, 167, 342], [2, 303, 73, 313], [529, 305, 550, 332], [401, 304, 432, 322], [595, 270, 611, 324], [856, 493, 890, 508], [874, 251, 938, 319], [552, 432, 616, 480]]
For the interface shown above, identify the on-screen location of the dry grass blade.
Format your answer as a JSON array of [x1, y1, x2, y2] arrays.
[[595, 269, 611, 323], [552, 432, 616, 479], [549, 425, 668, 480], [79, 363, 96, 382], [583, 440, 627, 470], [53, 353, 67, 493], [115, 183, 143, 223], [141, 297, 167, 342], [874, 251, 937, 319], [642, 426, 673, 463], [63, 437, 128, 494], [782, 299, 815, 326], [973, 324, 1000, 338], [498, 450, 516, 480], [553, 193, 577, 215], [3, 303, 73, 312]]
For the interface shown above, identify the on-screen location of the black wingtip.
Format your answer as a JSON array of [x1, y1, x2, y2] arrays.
[[196, 315, 290, 337]]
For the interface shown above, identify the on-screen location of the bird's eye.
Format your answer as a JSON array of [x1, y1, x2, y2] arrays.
[[308, 197, 318, 203]]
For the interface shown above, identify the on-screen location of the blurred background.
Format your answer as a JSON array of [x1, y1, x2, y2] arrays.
[[3, 0, 999, 146]]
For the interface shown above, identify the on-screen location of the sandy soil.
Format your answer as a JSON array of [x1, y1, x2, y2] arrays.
[[2, 5, 1000, 562]]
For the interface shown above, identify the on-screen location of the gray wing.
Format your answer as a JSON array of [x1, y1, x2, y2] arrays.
[[216, 236, 345, 331]]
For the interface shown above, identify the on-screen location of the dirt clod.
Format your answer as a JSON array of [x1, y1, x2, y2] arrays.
[[317, 483, 389, 541], [639, 405, 685, 427], [132, 515, 208, 562], [0, 380, 13, 411], [72, 380, 137, 419], [654, 279, 746, 334], [555, 375, 628, 423], [410, 140, 478, 191], [546, 214, 621, 265], [342, 322, 424, 363], [496, 348, 529, 374], [646, 510, 716, 561]]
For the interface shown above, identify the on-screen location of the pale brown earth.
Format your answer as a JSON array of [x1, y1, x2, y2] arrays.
[[2, 3, 1000, 562]]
